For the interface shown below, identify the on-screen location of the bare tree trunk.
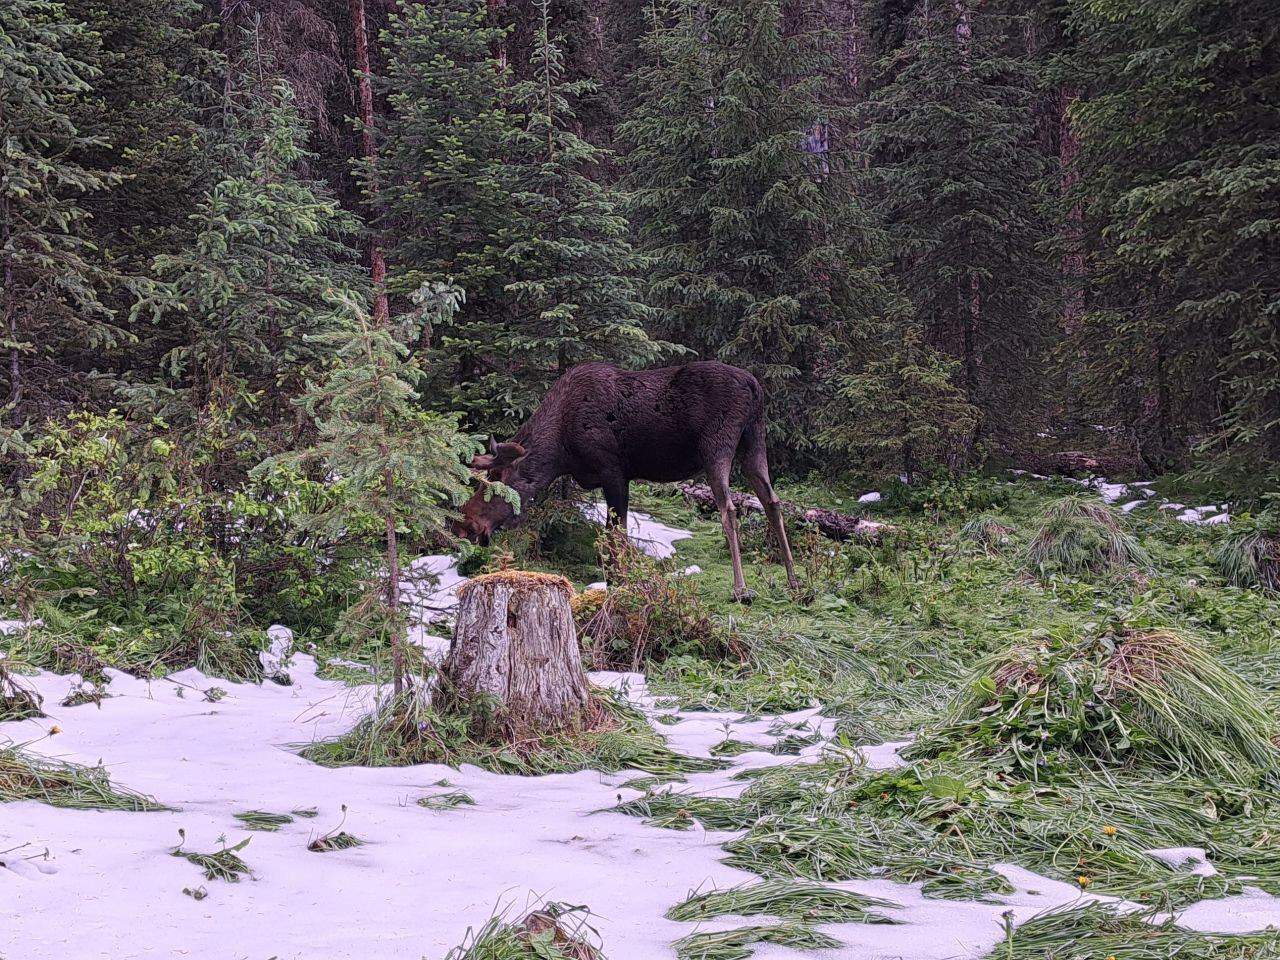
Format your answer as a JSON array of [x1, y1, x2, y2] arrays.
[[443, 572, 590, 737], [348, 0, 389, 323], [1059, 86, 1085, 330]]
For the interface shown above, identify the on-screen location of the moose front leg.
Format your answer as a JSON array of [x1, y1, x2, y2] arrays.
[[602, 478, 629, 530]]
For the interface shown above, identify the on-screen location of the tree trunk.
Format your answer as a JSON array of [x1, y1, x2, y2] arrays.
[[442, 571, 590, 737], [348, 0, 389, 322]]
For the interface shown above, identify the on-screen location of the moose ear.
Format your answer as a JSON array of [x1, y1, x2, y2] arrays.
[[488, 436, 498, 455], [490, 442, 527, 471]]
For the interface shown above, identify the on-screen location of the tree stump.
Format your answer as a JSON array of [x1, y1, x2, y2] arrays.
[[441, 571, 590, 737]]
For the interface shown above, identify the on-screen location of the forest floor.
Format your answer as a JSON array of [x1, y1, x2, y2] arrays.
[[3, 474, 1280, 959]]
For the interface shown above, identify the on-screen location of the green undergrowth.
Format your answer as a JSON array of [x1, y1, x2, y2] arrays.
[[1, 743, 165, 811], [445, 902, 604, 960], [985, 902, 1280, 958], [300, 686, 723, 778]]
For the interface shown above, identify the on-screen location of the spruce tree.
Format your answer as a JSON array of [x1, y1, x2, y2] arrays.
[[259, 284, 475, 693], [128, 79, 364, 477], [857, 0, 1055, 456], [1061, 0, 1280, 490], [378, 0, 663, 436], [0, 0, 121, 421], [621, 0, 897, 459]]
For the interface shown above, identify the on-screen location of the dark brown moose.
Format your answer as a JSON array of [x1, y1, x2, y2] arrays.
[[453, 361, 798, 601]]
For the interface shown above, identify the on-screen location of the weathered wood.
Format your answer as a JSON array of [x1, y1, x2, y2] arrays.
[[676, 481, 896, 545], [442, 571, 589, 736]]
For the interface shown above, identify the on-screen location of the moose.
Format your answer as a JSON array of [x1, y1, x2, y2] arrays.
[[453, 360, 798, 601]]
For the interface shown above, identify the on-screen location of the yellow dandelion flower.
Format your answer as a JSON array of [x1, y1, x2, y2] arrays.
[[49, 725, 62, 736], [1077, 875, 1092, 887], [1102, 825, 1117, 836]]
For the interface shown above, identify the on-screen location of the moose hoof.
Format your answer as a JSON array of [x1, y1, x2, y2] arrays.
[[731, 588, 756, 605]]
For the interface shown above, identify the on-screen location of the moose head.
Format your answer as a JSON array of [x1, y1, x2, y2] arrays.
[[452, 438, 529, 545]]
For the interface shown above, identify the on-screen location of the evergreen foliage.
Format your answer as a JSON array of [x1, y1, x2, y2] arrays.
[[857, 0, 1055, 455], [0, 0, 122, 421], [622, 0, 899, 459], [1060, 0, 1280, 489], [378, 0, 664, 436]]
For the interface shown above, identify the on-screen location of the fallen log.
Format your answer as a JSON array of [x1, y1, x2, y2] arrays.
[[674, 482, 897, 545]]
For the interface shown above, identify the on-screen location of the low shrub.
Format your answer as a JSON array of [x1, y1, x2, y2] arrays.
[[576, 535, 735, 671]]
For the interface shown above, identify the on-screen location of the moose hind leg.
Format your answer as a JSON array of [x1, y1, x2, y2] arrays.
[[741, 426, 799, 589], [707, 459, 751, 602]]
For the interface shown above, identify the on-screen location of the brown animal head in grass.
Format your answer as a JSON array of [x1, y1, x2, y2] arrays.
[[453, 439, 529, 546]]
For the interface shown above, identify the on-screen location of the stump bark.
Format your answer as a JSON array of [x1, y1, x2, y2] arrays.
[[442, 571, 590, 737]]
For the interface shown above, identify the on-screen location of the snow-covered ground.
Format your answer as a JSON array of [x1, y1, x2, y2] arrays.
[[6, 659, 1278, 959], [5, 507, 1277, 959]]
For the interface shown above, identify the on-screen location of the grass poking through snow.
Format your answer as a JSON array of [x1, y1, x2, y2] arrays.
[[0, 743, 164, 811]]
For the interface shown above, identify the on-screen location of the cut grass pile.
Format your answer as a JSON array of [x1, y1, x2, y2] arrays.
[[0, 662, 43, 721], [171, 832, 252, 882], [912, 626, 1280, 781], [418, 790, 476, 810], [445, 902, 603, 960], [619, 750, 1280, 910], [985, 902, 1280, 959], [1024, 497, 1150, 577], [300, 688, 724, 778], [666, 878, 899, 924], [673, 923, 840, 960], [0, 743, 164, 811], [233, 809, 295, 831]]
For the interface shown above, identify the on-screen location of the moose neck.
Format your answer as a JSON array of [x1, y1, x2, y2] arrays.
[[508, 411, 565, 505]]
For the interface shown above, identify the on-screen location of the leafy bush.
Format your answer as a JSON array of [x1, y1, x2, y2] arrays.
[[1024, 496, 1149, 577], [958, 513, 1015, 554], [0, 412, 379, 677], [880, 474, 1011, 515]]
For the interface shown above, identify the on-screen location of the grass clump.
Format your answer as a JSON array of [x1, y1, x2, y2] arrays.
[[233, 809, 295, 831], [172, 832, 252, 882], [0, 663, 43, 721], [673, 923, 839, 960], [1216, 510, 1280, 593], [0, 743, 163, 810], [667, 879, 898, 924], [1024, 497, 1150, 577], [912, 626, 1280, 781], [418, 789, 476, 810], [445, 902, 603, 960], [987, 902, 1280, 959], [959, 513, 1015, 554], [578, 534, 734, 671], [300, 688, 722, 778]]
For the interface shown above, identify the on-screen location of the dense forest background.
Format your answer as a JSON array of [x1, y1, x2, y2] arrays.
[[3, 0, 1279, 534]]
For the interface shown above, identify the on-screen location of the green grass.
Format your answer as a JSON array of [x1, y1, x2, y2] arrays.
[[667, 878, 899, 924], [171, 832, 252, 882], [985, 902, 1280, 958], [418, 789, 476, 810], [1024, 496, 1151, 577], [300, 688, 723, 778], [233, 809, 295, 831], [1, 743, 165, 811], [672, 922, 840, 960]]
